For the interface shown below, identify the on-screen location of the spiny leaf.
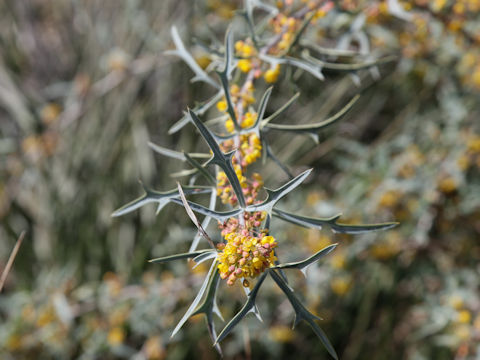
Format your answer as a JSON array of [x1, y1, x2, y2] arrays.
[[215, 272, 268, 345], [273, 244, 337, 275], [172, 260, 218, 337], [210, 86, 272, 141], [184, 152, 216, 185], [189, 109, 246, 208], [269, 270, 338, 360], [192, 250, 218, 267], [242, 285, 263, 322], [264, 142, 293, 179], [148, 142, 210, 161], [329, 221, 399, 234], [260, 54, 324, 81], [220, 26, 235, 79], [111, 185, 212, 217], [216, 27, 241, 130], [261, 92, 300, 127], [273, 208, 399, 234], [192, 268, 223, 355], [254, 86, 272, 130], [217, 71, 240, 130], [170, 168, 199, 178], [299, 39, 361, 57], [149, 250, 211, 264], [166, 26, 219, 88], [170, 198, 242, 222], [148, 142, 186, 160], [169, 91, 223, 135], [265, 95, 359, 133], [239, 3, 259, 48], [303, 50, 397, 71], [245, 169, 312, 213], [273, 208, 341, 229], [245, 0, 278, 15]]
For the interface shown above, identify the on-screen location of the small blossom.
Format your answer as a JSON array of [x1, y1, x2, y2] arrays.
[[264, 65, 280, 83], [217, 231, 277, 286]]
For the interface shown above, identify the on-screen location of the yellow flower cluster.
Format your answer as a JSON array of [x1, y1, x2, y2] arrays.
[[216, 167, 263, 205], [235, 40, 256, 58], [235, 40, 257, 73], [240, 133, 262, 165], [241, 112, 257, 128], [270, 13, 299, 38], [217, 232, 278, 286], [223, 111, 258, 133], [217, 84, 257, 133], [216, 165, 247, 205]]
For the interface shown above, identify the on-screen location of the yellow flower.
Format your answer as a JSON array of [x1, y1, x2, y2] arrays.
[[269, 325, 295, 343], [330, 253, 346, 269], [467, 135, 480, 153], [453, 2, 465, 14], [216, 100, 227, 112], [144, 336, 165, 360], [370, 231, 401, 260], [239, 133, 262, 165], [241, 112, 257, 128], [378, 190, 400, 208], [238, 59, 252, 73], [40, 103, 61, 125], [235, 40, 255, 57], [108, 306, 130, 326], [107, 327, 125, 346], [230, 84, 240, 96], [438, 177, 457, 194], [456, 310, 472, 324], [264, 65, 280, 83], [432, 0, 447, 12], [448, 295, 464, 310], [457, 154, 470, 171], [453, 324, 471, 341], [225, 119, 235, 133], [6, 334, 23, 351], [331, 275, 352, 296], [195, 54, 211, 70], [36, 306, 56, 327], [473, 68, 480, 88]]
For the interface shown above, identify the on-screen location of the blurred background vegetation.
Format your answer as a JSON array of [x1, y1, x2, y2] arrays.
[[0, 0, 479, 359]]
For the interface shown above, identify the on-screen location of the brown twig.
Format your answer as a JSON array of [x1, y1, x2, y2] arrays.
[[0, 230, 26, 293]]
